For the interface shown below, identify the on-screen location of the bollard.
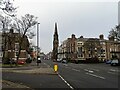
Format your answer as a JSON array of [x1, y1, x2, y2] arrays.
[[54, 64, 58, 73]]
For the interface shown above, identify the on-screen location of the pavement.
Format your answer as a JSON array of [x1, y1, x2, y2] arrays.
[[2, 80, 33, 89], [2, 61, 55, 74], [2, 68, 55, 75], [2, 60, 56, 89]]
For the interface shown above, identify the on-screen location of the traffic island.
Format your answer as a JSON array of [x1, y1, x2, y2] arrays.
[[2, 68, 57, 75]]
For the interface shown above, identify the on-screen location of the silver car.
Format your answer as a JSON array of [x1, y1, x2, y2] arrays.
[[111, 59, 120, 66]]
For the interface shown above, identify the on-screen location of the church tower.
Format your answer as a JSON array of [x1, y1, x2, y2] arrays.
[[52, 22, 59, 61]]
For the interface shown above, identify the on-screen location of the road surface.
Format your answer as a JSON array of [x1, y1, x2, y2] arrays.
[[2, 59, 120, 89]]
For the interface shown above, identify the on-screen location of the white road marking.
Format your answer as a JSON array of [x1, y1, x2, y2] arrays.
[[84, 69, 94, 73], [43, 63, 51, 68], [58, 73, 74, 89], [109, 69, 120, 72], [90, 68, 99, 72], [110, 69, 116, 72], [86, 73, 105, 80], [88, 70, 94, 73], [84, 69, 89, 72], [63, 64, 68, 66], [65, 67, 71, 69], [108, 71, 117, 75], [72, 68, 80, 72]]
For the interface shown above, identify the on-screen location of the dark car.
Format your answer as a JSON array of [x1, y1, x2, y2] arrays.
[[26, 58, 32, 63], [111, 59, 120, 66], [61, 59, 67, 63], [57, 59, 62, 62], [37, 56, 41, 63], [105, 60, 112, 64]]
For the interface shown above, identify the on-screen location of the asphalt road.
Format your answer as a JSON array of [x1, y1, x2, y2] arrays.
[[44, 60, 120, 89], [2, 59, 120, 89], [2, 72, 70, 89]]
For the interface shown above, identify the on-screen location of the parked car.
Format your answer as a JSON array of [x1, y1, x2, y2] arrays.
[[17, 60, 25, 65], [57, 59, 62, 62], [111, 59, 120, 66], [61, 59, 67, 63], [3, 58, 16, 64], [105, 60, 112, 64], [26, 58, 32, 63]]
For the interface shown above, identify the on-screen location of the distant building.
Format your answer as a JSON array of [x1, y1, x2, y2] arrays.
[[58, 40, 68, 60], [58, 34, 120, 63], [58, 34, 77, 62], [66, 34, 77, 62], [46, 51, 52, 60], [76, 36, 88, 61], [2, 29, 30, 63], [40, 52, 45, 60]]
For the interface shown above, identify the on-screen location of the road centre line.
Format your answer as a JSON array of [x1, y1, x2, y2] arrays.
[[84, 69, 94, 73], [110, 69, 116, 72], [86, 73, 105, 80], [58, 73, 74, 90], [72, 69, 80, 72], [90, 68, 99, 72], [65, 67, 71, 69], [84, 69, 89, 72], [63, 64, 68, 66]]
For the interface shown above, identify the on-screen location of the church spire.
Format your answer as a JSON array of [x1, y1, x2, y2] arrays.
[[54, 22, 58, 35], [52, 22, 59, 61], [54, 22, 58, 41]]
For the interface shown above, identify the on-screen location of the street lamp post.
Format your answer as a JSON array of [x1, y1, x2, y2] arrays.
[[37, 23, 40, 52], [37, 23, 40, 65]]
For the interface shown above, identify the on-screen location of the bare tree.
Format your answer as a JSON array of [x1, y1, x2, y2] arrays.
[[0, 0, 16, 65], [0, 15, 13, 65], [0, 15, 12, 31], [1, 1, 37, 66], [108, 25, 120, 41], [0, 0, 17, 17], [13, 14, 37, 65]]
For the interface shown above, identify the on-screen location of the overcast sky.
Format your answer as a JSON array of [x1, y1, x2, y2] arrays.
[[14, 0, 119, 54]]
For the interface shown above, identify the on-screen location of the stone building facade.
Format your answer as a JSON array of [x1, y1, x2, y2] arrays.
[[58, 34, 120, 62], [2, 29, 29, 63]]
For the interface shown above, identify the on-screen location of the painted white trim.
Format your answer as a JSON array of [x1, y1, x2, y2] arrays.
[[8, 50, 26, 52], [15, 43, 19, 44], [8, 50, 11, 52], [19, 58, 27, 59], [12, 58, 27, 60], [21, 50, 26, 52]]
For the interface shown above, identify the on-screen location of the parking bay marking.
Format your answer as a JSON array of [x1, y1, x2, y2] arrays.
[[109, 69, 119, 72], [108, 71, 118, 75], [86, 73, 105, 80], [58, 73, 74, 90]]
